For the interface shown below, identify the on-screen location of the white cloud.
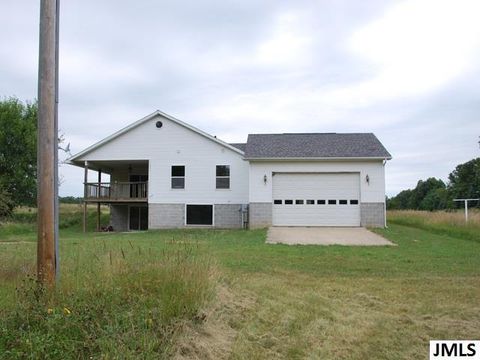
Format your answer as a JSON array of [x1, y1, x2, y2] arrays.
[[326, 0, 480, 106], [60, 46, 150, 89], [255, 12, 313, 68]]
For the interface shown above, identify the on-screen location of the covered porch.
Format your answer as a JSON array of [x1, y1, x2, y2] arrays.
[[79, 160, 149, 232]]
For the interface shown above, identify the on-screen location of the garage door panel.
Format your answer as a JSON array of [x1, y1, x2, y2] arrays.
[[272, 173, 360, 227]]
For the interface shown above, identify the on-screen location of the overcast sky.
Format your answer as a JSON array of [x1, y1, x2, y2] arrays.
[[1, 0, 479, 197]]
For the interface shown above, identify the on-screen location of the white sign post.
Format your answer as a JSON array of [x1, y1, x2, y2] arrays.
[[453, 198, 480, 223]]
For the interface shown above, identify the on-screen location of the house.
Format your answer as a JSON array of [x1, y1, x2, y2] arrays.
[[67, 110, 391, 231]]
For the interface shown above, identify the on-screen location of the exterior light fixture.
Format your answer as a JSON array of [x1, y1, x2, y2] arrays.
[[263, 175, 267, 184], [366, 174, 370, 184]]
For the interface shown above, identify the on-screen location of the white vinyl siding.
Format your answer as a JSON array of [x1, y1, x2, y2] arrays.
[[79, 115, 249, 204], [272, 173, 361, 226]]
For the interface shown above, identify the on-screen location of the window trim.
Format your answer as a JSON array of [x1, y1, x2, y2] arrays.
[[184, 204, 214, 226], [171, 165, 185, 189], [215, 165, 230, 190]]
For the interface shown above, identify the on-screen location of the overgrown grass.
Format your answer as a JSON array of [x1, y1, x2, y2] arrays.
[[0, 234, 215, 359], [0, 204, 110, 242], [387, 209, 480, 243]]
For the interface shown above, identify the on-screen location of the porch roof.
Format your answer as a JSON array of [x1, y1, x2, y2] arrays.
[[69, 159, 148, 174]]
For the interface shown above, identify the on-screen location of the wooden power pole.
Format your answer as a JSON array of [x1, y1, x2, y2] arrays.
[[37, 0, 60, 286]]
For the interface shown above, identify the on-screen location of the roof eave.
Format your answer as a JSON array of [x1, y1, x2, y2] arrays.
[[244, 156, 392, 161]]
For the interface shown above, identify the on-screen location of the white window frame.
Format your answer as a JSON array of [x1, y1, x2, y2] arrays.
[[215, 165, 230, 190], [171, 165, 185, 189]]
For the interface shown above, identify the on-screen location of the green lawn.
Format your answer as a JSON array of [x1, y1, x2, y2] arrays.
[[1, 210, 480, 359]]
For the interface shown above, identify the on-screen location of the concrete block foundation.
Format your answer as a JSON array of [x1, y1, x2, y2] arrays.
[[360, 202, 385, 228], [249, 202, 272, 229]]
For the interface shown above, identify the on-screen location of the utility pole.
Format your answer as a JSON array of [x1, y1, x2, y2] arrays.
[[37, 0, 60, 286]]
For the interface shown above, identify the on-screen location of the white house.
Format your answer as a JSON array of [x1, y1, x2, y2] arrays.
[[67, 110, 391, 231]]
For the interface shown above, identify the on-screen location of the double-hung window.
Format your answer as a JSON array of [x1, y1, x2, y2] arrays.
[[171, 165, 185, 189], [216, 165, 230, 189]]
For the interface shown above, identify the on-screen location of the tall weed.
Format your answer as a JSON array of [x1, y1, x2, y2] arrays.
[[0, 238, 215, 359], [387, 210, 480, 243]]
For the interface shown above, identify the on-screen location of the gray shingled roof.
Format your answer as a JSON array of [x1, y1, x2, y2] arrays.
[[244, 133, 391, 159], [229, 143, 246, 152]]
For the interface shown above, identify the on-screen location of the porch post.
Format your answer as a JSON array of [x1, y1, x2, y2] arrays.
[[96, 169, 101, 231], [83, 161, 88, 233]]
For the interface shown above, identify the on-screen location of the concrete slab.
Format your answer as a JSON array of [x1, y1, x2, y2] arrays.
[[266, 227, 395, 246]]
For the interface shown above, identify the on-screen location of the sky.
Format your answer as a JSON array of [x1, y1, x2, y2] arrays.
[[1, 0, 479, 197]]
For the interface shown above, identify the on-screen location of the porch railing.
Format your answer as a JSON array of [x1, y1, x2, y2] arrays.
[[84, 182, 148, 201]]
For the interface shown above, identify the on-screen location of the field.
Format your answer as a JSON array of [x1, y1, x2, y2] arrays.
[[1, 206, 480, 359]]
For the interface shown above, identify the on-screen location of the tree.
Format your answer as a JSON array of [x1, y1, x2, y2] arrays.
[[0, 97, 37, 206], [411, 178, 446, 209], [387, 177, 448, 210], [419, 187, 450, 211], [387, 189, 413, 209], [448, 158, 480, 203], [0, 187, 14, 217]]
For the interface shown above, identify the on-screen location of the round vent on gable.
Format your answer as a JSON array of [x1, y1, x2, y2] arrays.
[[156, 121, 163, 128]]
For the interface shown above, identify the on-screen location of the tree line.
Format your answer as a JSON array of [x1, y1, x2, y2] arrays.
[[387, 158, 480, 210], [0, 97, 82, 217]]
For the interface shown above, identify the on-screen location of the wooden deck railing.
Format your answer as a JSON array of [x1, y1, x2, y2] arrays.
[[84, 182, 148, 202]]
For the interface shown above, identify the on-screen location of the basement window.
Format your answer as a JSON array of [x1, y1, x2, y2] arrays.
[[171, 165, 185, 189], [186, 205, 213, 225], [216, 165, 230, 189]]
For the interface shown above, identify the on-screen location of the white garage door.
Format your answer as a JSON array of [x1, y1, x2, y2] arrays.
[[272, 173, 360, 226]]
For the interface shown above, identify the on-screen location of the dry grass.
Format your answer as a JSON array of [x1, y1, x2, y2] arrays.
[[388, 209, 480, 227], [225, 273, 480, 360], [173, 282, 256, 360], [387, 209, 480, 244]]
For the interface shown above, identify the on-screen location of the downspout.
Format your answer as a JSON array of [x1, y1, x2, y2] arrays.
[[383, 158, 388, 228]]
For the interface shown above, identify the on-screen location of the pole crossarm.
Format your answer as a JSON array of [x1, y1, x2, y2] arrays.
[[453, 199, 480, 223]]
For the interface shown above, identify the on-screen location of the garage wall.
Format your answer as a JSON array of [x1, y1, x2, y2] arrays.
[[249, 160, 386, 203]]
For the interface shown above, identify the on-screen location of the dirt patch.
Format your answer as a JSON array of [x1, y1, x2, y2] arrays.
[[173, 283, 256, 360]]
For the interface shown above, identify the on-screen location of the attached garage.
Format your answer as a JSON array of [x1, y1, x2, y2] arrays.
[[272, 173, 361, 226]]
